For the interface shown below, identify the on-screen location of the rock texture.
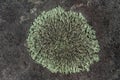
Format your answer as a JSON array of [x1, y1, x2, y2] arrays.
[[0, 0, 120, 80]]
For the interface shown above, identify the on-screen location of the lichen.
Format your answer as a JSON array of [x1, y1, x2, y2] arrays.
[[26, 6, 100, 74]]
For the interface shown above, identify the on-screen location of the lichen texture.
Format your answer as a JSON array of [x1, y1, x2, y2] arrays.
[[26, 6, 100, 74]]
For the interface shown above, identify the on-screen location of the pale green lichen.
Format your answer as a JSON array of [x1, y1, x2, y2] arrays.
[[26, 6, 100, 74]]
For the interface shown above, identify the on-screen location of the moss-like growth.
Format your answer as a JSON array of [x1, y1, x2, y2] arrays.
[[26, 6, 100, 74]]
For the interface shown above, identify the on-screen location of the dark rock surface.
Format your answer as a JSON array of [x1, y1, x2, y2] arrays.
[[0, 0, 120, 80]]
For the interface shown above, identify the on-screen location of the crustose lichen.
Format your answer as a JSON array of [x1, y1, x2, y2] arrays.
[[26, 6, 100, 74]]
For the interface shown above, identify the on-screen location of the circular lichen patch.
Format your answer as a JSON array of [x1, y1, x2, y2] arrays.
[[26, 6, 100, 74]]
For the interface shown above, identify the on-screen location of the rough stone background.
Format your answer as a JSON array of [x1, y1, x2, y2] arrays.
[[0, 0, 120, 80]]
